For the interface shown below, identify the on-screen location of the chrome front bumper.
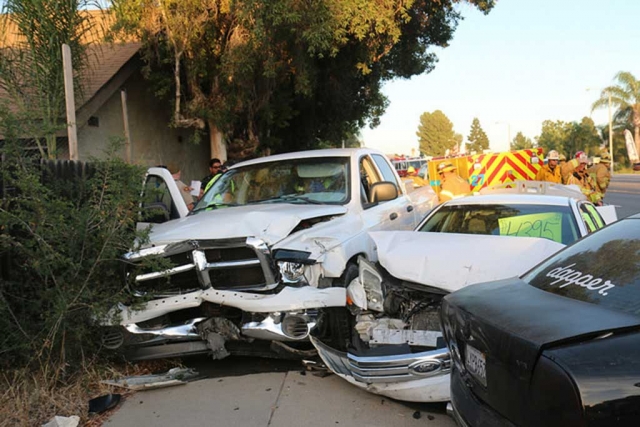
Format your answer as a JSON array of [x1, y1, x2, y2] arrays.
[[310, 336, 451, 402]]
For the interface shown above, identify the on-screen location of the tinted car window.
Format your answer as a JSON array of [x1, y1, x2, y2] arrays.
[[418, 203, 580, 245], [524, 218, 640, 316]]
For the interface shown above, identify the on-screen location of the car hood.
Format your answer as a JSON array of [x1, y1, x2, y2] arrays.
[[147, 204, 348, 247], [370, 231, 565, 293]]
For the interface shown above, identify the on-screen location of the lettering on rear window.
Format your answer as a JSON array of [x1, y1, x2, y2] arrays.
[[545, 263, 616, 296]]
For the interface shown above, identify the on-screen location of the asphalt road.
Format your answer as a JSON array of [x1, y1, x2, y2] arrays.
[[605, 174, 640, 219]]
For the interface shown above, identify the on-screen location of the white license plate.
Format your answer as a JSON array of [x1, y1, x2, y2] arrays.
[[465, 344, 487, 387]]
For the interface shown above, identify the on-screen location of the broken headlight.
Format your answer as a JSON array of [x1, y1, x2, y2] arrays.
[[278, 261, 306, 283]]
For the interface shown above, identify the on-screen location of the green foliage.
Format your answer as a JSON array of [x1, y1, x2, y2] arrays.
[[591, 71, 640, 156], [0, 139, 149, 369], [416, 110, 457, 156], [535, 117, 602, 158], [510, 131, 534, 150], [0, 0, 103, 158], [535, 120, 571, 155], [109, 0, 495, 156], [564, 117, 601, 158], [466, 117, 489, 154]]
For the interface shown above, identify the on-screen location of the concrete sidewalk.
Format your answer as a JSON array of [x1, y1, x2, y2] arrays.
[[105, 371, 455, 427]]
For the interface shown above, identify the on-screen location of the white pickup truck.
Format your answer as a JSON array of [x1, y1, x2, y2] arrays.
[[102, 148, 438, 360]]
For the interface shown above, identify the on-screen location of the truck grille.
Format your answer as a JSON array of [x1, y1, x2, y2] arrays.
[[127, 237, 276, 296]]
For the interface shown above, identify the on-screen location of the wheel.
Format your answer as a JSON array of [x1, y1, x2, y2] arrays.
[[317, 263, 358, 351]]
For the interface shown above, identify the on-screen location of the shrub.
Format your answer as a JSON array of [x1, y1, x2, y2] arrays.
[[0, 141, 149, 371]]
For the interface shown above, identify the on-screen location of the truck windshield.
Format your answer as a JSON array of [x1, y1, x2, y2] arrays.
[[418, 203, 580, 245], [192, 157, 350, 213]]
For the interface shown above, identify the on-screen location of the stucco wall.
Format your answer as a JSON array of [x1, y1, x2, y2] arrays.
[[77, 71, 210, 184]]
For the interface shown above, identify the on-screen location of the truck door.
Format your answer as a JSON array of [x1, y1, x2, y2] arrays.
[[138, 167, 189, 230], [359, 155, 414, 231]]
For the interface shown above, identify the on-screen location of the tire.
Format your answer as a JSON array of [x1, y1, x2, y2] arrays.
[[317, 263, 358, 351]]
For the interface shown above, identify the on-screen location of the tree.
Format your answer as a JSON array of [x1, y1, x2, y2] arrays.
[[510, 131, 533, 150], [0, 0, 101, 159], [564, 117, 601, 158], [535, 120, 571, 157], [416, 110, 457, 156], [592, 71, 640, 156], [110, 0, 495, 159], [465, 117, 489, 154]]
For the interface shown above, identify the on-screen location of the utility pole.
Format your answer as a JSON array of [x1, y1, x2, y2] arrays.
[[608, 92, 614, 175], [62, 44, 78, 160]]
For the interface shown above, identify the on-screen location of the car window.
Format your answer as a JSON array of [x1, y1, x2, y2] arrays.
[[418, 203, 580, 245], [359, 155, 381, 207], [142, 175, 180, 222], [584, 203, 605, 228], [523, 219, 640, 316], [371, 154, 400, 188], [579, 203, 599, 232]]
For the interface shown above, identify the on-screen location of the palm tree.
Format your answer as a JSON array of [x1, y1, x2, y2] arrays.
[[591, 71, 640, 156]]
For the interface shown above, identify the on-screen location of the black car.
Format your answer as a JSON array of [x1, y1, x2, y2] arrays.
[[441, 214, 640, 427]]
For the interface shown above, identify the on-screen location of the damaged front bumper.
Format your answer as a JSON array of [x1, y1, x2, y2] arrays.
[[103, 286, 345, 360], [310, 336, 451, 402]]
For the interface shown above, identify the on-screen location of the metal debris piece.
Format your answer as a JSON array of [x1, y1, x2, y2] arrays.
[[42, 416, 80, 427], [101, 367, 199, 391]]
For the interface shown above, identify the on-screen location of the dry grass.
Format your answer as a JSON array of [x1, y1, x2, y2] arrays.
[[0, 358, 180, 427]]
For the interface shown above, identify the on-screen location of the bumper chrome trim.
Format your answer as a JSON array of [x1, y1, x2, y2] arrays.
[[311, 336, 451, 384], [241, 312, 317, 342], [123, 317, 205, 340]]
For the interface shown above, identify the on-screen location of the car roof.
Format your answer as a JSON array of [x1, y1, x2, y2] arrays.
[[443, 194, 574, 207], [232, 148, 385, 168]]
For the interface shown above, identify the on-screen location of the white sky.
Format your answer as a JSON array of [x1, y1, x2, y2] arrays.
[[361, 0, 640, 155]]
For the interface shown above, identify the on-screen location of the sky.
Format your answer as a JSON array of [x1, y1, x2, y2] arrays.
[[361, 0, 640, 155]]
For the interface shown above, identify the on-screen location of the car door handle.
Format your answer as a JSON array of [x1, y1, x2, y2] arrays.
[[390, 213, 398, 220], [407, 205, 414, 212]]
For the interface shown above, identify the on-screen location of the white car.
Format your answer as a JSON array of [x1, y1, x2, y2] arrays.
[[102, 148, 438, 360], [311, 182, 615, 403]]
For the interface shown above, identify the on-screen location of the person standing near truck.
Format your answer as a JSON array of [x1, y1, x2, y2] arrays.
[[563, 153, 603, 205], [536, 150, 562, 183], [588, 152, 612, 197], [438, 162, 470, 202]]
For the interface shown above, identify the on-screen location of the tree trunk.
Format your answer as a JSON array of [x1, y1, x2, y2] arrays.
[[208, 119, 226, 162]]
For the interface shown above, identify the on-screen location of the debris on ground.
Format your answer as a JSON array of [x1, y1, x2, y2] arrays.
[[88, 393, 121, 414], [101, 367, 199, 391], [302, 359, 332, 378], [42, 415, 80, 427], [412, 410, 421, 419]]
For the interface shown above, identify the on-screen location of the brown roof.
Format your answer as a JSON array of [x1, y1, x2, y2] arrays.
[[0, 10, 141, 112]]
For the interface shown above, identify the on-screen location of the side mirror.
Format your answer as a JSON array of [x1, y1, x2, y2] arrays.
[[141, 202, 170, 224], [369, 181, 398, 204]]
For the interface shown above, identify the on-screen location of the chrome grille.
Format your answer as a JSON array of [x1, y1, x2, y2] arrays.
[[128, 238, 276, 296]]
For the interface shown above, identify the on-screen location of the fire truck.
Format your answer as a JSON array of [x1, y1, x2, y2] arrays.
[[391, 156, 428, 177], [427, 148, 545, 195]]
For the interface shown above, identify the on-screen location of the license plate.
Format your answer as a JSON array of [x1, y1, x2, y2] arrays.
[[465, 344, 487, 387]]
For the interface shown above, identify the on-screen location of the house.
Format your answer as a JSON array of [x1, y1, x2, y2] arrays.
[[0, 11, 210, 184]]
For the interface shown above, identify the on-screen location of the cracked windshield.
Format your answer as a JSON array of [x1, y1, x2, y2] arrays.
[[193, 157, 350, 212]]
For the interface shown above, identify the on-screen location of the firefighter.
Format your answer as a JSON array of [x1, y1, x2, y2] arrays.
[[588, 152, 612, 197], [564, 152, 603, 205], [536, 150, 562, 183], [406, 166, 428, 187], [438, 162, 470, 202]]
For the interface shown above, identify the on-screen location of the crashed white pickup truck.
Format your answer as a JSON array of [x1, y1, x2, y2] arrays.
[[101, 148, 438, 360]]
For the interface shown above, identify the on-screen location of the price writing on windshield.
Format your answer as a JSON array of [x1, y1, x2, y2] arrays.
[[498, 212, 563, 243]]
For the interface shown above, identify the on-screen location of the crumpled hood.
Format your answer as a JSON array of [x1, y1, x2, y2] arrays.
[[147, 204, 347, 247], [370, 231, 565, 293]]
